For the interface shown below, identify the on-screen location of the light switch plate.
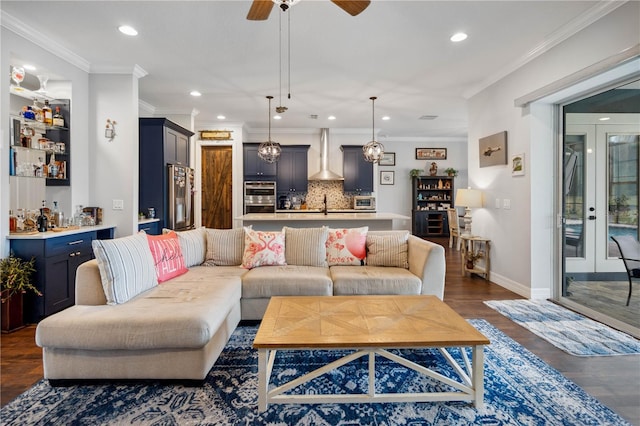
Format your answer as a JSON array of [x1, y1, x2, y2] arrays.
[[112, 199, 124, 210], [495, 198, 501, 209], [503, 199, 511, 209]]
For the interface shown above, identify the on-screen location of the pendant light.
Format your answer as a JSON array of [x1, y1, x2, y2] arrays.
[[258, 96, 282, 163], [362, 96, 385, 163]]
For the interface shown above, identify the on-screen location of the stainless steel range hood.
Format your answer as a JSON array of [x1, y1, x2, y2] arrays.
[[308, 128, 344, 180]]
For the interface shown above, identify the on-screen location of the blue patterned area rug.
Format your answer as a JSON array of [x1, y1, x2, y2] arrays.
[[1, 320, 630, 425], [485, 299, 640, 357]]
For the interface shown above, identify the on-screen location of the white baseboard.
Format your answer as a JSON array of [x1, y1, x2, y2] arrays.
[[489, 272, 551, 300]]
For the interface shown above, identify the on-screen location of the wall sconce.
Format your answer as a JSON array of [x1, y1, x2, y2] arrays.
[[105, 119, 117, 141]]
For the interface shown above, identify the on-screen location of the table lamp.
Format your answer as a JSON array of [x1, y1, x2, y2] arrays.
[[455, 188, 483, 235]]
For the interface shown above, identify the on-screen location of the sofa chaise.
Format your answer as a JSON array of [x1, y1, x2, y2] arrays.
[[35, 226, 446, 384]]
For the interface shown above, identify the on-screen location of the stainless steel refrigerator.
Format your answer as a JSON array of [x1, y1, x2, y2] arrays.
[[167, 164, 194, 231]]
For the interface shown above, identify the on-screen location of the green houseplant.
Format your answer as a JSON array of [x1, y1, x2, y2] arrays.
[[1, 253, 39, 333], [409, 169, 422, 178], [444, 167, 458, 177]]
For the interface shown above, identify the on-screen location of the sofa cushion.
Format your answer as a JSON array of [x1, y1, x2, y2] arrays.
[[241, 228, 286, 269], [165, 227, 207, 267], [366, 231, 409, 268], [147, 232, 188, 283], [326, 227, 368, 266], [91, 232, 158, 305], [284, 226, 329, 267], [242, 265, 332, 298], [36, 275, 242, 350], [330, 265, 421, 295], [204, 227, 245, 266]]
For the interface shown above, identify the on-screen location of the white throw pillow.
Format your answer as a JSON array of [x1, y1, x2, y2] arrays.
[[204, 227, 246, 266], [241, 227, 286, 269], [326, 227, 368, 266], [163, 227, 207, 267], [92, 232, 158, 305]]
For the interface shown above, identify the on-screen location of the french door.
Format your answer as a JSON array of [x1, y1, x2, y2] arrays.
[[564, 117, 639, 274]]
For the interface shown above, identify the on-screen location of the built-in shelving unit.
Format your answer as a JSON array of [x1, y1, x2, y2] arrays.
[[411, 175, 454, 237]]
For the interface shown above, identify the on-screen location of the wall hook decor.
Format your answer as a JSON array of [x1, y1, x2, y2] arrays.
[[105, 119, 117, 141]]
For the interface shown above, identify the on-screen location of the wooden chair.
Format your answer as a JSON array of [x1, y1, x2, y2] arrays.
[[447, 208, 461, 250], [610, 236, 640, 306]]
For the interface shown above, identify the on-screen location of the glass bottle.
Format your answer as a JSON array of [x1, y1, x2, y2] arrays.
[[42, 100, 53, 125], [52, 106, 65, 127], [37, 203, 48, 232]]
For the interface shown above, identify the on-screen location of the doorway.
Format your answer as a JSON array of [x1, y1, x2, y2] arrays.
[[560, 79, 640, 333], [201, 146, 233, 229]]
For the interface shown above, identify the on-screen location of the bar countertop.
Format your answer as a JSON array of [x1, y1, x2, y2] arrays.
[[7, 224, 117, 240]]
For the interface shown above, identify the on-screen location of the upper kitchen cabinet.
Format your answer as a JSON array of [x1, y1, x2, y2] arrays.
[[139, 118, 194, 228], [243, 143, 277, 180], [341, 145, 373, 193], [277, 145, 309, 194]]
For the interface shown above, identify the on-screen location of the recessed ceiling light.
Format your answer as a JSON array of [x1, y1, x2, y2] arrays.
[[118, 25, 138, 36], [274, 115, 282, 120], [381, 116, 390, 121], [23, 64, 36, 71], [190, 90, 202, 97], [328, 115, 336, 120], [599, 117, 611, 121], [217, 115, 226, 120], [450, 32, 468, 42]]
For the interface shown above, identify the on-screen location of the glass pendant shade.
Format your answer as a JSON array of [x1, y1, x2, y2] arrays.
[[363, 96, 384, 163], [258, 96, 282, 163]]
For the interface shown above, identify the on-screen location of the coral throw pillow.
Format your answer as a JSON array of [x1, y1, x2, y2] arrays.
[[242, 227, 286, 269], [147, 232, 188, 282], [326, 227, 368, 266]]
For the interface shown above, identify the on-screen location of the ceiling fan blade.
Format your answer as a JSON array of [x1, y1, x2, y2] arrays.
[[247, 0, 275, 20], [331, 0, 370, 16]]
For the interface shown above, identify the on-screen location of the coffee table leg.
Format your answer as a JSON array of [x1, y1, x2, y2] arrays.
[[473, 345, 484, 408], [258, 349, 268, 411]]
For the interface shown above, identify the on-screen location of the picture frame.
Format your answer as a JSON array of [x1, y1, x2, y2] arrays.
[[416, 148, 447, 160], [200, 130, 233, 140], [512, 153, 525, 176], [380, 170, 395, 185], [379, 152, 395, 166], [479, 131, 508, 167]]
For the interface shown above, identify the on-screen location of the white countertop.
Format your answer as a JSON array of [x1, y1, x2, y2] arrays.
[[237, 212, 409, 221], [138, 218, 160, 224], [7, 224, 116, 240]]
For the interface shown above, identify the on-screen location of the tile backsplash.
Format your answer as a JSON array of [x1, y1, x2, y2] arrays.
[[304, 181, 353, 210]]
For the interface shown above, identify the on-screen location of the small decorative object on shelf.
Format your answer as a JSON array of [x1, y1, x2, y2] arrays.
[[429, 162, 438, 176], [444, 167, 458, 177]]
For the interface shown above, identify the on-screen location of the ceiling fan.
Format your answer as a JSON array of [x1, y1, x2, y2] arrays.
[[247, 0, 370, 20]]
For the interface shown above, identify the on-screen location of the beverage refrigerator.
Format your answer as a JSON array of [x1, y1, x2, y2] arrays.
[[167, 164, 194, 231]]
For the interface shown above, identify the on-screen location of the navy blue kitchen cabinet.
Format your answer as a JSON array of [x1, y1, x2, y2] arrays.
[[277, 145, 309, 195], [139, 118, 194, 230], [243, 143, 277, 180], [341, 145, 373, 193], [138, 220, 160, 235]]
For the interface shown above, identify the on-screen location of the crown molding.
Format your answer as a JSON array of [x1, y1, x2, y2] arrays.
[[138, 99, 156, 115], [1, 10, 91, 72], [463, 0, 627, 99]]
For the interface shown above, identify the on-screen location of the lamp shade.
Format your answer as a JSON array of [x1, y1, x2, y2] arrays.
[[455, 188, 483, 208]]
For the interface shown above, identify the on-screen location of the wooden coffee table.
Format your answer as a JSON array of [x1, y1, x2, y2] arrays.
[[253, 295, 490, 411]]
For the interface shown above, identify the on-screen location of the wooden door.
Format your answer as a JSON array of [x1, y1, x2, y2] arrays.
[[201, 146, 233, 229]]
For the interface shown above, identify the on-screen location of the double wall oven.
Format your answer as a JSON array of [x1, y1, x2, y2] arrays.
[[244, 181, 276, 214]]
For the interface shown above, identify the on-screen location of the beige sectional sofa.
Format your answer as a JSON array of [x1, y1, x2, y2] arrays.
[[35, 227, 446, 384]]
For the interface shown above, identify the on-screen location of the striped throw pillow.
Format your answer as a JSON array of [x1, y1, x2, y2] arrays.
[[204, 227, 246, 266], [366, 231, 410, 268], [284, 226, 329, 267], [92, 232, 158, 305], [168, 227, 207, 267]]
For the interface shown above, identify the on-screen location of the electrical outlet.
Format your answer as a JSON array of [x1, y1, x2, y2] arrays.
[[112, 199, 124, 210]]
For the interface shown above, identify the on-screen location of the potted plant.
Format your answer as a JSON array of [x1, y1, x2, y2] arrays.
[[1, 253, 39, 333], [409, 169, 422, 178], [444, 167, 458, 177]]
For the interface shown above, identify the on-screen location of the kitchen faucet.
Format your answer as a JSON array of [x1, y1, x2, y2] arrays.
[[322, 194, 328, 215]]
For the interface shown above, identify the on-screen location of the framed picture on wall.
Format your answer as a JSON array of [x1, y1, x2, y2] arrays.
[[416, 148, 447, 160], [379, 152, 395, 166], [380, 170, 395, 185]]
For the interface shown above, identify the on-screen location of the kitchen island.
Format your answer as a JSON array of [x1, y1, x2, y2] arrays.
[[236, 212, 410, 231]]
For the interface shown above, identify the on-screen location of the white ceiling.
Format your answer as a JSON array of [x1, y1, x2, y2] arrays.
[[2, 0, 611, 138]]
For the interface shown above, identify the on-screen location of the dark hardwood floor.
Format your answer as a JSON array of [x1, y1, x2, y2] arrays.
[[1, 238, 639, 424]]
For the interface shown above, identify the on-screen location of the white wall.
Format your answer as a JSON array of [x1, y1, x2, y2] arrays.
[[467, 2, 640, 298], [89, 73, 141, 237]]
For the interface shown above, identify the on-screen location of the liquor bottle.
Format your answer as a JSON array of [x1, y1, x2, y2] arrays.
[[48, 154, 58, 178], [52, 106, 65, 127], [43, 100, 53, 125], [37, 202, 48, 232]]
